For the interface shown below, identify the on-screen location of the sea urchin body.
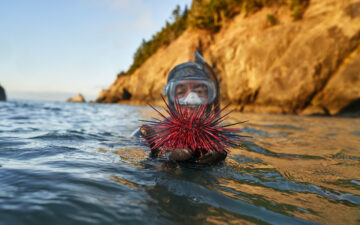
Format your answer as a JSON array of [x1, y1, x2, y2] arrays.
[[142, 96, 244, 155]]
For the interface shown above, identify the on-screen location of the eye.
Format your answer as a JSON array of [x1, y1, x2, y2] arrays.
[[176, 90, 185, 96], [175, 85, 186, 97], [193, 85, 208, 96]]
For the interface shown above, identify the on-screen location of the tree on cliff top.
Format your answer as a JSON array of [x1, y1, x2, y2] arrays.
[[123, 5, 189, 76]]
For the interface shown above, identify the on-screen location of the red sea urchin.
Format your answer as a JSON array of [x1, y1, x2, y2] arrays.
[[141, 96, 246, 155]]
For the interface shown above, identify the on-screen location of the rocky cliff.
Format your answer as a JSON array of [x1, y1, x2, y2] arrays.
[[0, 84, 6, 101], [97, 0, 360, 115]]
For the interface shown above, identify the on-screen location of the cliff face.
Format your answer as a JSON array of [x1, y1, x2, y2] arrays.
[[97, 0, 360, 115]]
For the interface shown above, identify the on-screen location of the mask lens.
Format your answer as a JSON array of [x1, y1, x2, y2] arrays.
[[175, 81, 208, 99], [168, 79, 216, 104]]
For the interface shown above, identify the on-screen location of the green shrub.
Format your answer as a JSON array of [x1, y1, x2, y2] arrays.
[[267, 13, 277, 26], [292, 7, 302, 20], [125, 5, 189, 75], [117, 71, 126, 78], [289, 0, 309, 21]]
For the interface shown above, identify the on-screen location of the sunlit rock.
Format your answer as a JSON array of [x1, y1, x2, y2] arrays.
[[310, 51, 360, 115], [67, 93, 86, 103]]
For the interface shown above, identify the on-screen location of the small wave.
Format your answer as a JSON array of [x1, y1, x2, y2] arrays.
[[261, 124, 305, 130], [13, 146, 79, 160], [43, 106, 62, 111], [242, 141, 324, 160], [0, 137, 28, 148], [8, 116, 30, 120], [31, 131, 87, 141]]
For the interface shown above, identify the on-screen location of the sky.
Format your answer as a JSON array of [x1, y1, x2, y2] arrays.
[[0, 0, 192, 101]]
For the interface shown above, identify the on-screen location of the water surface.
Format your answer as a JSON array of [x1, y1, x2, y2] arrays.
[[0, 100, 359, 225]]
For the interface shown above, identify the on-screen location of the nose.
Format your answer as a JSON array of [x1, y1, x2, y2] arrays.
[[184, 92, 203, 105], [187, 92, 197, 100]]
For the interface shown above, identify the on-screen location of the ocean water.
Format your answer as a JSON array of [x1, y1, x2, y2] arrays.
[[0, 99, 359, 225]]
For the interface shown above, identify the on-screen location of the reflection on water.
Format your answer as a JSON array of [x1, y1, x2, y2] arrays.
[[0, 100, 359, 225]]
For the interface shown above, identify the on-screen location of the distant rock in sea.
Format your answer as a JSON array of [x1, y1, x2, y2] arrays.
[[0, 84, 6, 101], [67, 93, 86, 103]]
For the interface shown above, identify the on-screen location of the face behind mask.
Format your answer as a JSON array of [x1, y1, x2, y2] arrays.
[[164, 79, 216, 106]]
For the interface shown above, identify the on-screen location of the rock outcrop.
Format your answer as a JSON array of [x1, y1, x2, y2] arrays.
[[97, 0, 360, 115], [0, 84, 6, 101], [67, 93, 86, 103]]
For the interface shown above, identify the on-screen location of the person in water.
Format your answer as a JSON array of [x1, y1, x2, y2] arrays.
[[134, 52, 227, 164]]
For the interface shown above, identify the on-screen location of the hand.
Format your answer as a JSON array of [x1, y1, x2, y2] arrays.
[[195, 149, 227, 164], [168, 148, 193, 161]]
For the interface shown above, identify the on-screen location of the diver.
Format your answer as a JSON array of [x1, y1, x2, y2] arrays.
[[133, 52, 227, 164]]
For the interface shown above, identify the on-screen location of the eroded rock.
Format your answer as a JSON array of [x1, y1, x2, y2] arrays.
[[310, 49, 360, 115], [67, 93, 86, 103]]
